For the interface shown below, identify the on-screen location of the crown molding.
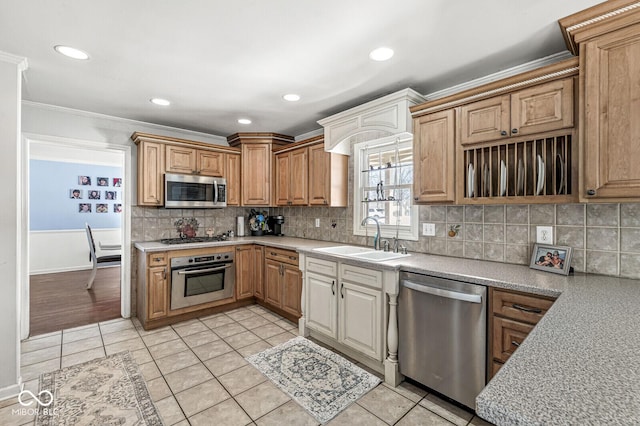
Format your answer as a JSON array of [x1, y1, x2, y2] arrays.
[[21, 100, 227, 144], [423, 51, 574, 103], [294, 128, 323, 141], [0, 51, 28, 71]]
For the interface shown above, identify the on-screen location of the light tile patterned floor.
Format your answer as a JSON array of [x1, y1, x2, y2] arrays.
[[3, 305, 493, 426]]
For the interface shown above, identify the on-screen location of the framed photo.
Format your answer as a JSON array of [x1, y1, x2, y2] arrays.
[[97, 177, 109, 186], [88, 190, 101, 200], [530, 244, 572, 275], [70, 189, 82, 199], [96, 203, 108, 213], [114, 204, 122, 213], [78, 175, 91, 185], [79, 203, 91, 213], [113, 178, 122, 187], [105, 191, 116, 200]]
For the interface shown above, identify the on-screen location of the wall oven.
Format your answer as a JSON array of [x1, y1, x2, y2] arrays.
[[164, 173, 227, 208], [170, 251, 235, 310]]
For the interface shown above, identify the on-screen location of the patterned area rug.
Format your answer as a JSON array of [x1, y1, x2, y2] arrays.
[[36, 351, 163, 426], [246, 336, 381, 424]]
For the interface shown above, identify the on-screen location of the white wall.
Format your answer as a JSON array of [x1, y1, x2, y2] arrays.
[[30, 229, 121, 274], [0, 52, 25, 399]]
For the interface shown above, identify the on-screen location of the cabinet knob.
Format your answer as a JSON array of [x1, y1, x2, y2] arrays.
[[414, 197, 419, 201], [587, 189, 596, 196], [511, 128, 518, 134], [500, 130, 507, 136]]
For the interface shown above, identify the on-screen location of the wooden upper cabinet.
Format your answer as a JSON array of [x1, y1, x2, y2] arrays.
[[413, 109, 455, 203], [227, 133, 295, 206], [242, 143, 272, 206], [226, 153, 241, 206], [308, 142, 348, 207], [460, 79, 574, 145], [197, 151, 225, 177], [460, 95, 510, 145], [138, 140, 165, 206], [275, 147, 308, 206], [166, 145, 196, 174], [581, 23, 640, 200], [166, 145, 224, 177]]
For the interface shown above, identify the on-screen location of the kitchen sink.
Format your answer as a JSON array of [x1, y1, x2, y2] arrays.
[[313, 245, 374, 255], [313, 245, 410, 261], [349, 251, 410, 261]]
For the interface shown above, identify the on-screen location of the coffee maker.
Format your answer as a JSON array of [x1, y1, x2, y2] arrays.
[[267, 215, 285, 236]]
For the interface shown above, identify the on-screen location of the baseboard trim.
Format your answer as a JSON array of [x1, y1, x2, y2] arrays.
[[30, 266, 92, 275], [0, 382, 21, 402]]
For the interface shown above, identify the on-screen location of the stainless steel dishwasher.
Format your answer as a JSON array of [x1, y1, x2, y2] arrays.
[[398, 271, 487, 409]]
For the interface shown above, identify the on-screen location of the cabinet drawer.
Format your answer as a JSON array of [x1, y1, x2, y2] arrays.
[[492, 289, 554, 324], [340, 264, 382, 289], [306, 256, 338, 277], [148, 253, 167, 266], [492, 316, 534, 363], [264, 247, 298, 266]]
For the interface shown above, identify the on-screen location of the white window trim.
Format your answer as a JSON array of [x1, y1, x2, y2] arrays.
[[352, 134, 418, 241]]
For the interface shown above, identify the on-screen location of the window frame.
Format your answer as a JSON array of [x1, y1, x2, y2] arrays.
[[352, 134, 418, 241]]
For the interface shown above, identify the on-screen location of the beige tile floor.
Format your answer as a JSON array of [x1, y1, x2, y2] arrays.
[[2, 304, 492, 426]]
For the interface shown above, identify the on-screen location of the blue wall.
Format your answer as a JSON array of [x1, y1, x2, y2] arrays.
[[30, 160, 123, 230]]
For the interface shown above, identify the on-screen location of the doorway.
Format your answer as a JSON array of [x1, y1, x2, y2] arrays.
[[21, 134, 132, 338]]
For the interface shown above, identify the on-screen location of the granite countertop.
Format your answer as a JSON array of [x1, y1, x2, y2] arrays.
[[134, 236, 640, 424]]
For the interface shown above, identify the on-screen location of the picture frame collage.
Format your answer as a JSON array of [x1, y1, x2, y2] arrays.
[[71, 176, 122, 214]]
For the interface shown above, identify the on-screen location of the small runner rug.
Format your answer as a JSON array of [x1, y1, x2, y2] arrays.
[[36, 351, 163, 426], [246, 336, 381, 424]]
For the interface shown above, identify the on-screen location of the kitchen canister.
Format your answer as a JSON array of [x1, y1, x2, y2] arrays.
[[237, 216, 245, 237]]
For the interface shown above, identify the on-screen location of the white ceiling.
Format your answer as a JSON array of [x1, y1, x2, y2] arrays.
[[1, 0, 602, 138]]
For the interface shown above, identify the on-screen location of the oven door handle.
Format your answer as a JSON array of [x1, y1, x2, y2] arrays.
[[177, 264, 232, 275]]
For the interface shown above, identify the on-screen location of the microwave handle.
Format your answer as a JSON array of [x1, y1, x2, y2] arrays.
[[214, 180, 219, 203]]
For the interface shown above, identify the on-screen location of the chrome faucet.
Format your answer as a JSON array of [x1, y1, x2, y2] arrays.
[[361, 216, 382, 250]]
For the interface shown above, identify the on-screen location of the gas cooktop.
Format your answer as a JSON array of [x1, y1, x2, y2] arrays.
[[159, 235, 228, 245]]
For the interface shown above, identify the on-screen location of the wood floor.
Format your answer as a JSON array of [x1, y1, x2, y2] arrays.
[[29, 266, 121, 337]]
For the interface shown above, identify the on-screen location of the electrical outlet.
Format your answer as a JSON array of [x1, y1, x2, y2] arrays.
[[536, 226, 553, 243], [315, 218, 320, 228], [422, 223, 436, 236]]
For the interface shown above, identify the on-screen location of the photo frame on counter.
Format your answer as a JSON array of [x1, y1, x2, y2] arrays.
[[530, 244, 572, 275]]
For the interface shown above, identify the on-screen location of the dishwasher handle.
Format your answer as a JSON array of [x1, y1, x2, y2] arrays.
[[402, 280, 483, 304]]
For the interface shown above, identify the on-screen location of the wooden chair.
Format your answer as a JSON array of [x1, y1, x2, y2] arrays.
[[85, 223, 121, 290]]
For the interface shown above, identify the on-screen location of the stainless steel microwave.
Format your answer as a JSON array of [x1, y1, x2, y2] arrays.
[[164, 173, 227, 208]]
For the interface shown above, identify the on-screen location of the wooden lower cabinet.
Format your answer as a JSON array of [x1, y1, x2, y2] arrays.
[[263, 247, 302, 321], [147, 265, 168, 320], [489, 288, 555, 378], [235, 245, 254, 300]]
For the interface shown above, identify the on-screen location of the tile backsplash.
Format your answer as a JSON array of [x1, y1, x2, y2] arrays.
[[133, 202, 640, 280]]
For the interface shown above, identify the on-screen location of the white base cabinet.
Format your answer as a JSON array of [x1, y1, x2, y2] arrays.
[[304, 256, 383, 362]]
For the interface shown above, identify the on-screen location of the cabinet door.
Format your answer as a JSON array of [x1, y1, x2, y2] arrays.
[[413, 109, 456, 203], [253, 245, 265, 300], [274, 152, 291, 206], [305, 272, 337, 339], [138, 141, 165, 206], [147, 266, 168, 320], [510, 78, 573, 137], [166, 145, 196, 174], [308, 143, 329, 205], [264, 259, 282, 307], [492, 317, 534, 363], [198, 151, 224, 177], [235, 246, 254, 300], [281, 264, 302, 318], [289, 147, 308, 205], [338, 281, 382, 360], [242, 143, 271, 205], [226, 153, 241, 206], [460, 95, 510, 145], [582, 25, 640, 199]]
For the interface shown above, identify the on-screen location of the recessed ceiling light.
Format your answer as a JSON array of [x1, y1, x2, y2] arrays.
[[238, 118, 252, 125], [54, 45, 89, 60], [283, 94, 301, 102], [150, 98, 171, 106], [369, 47, 394, 62]]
